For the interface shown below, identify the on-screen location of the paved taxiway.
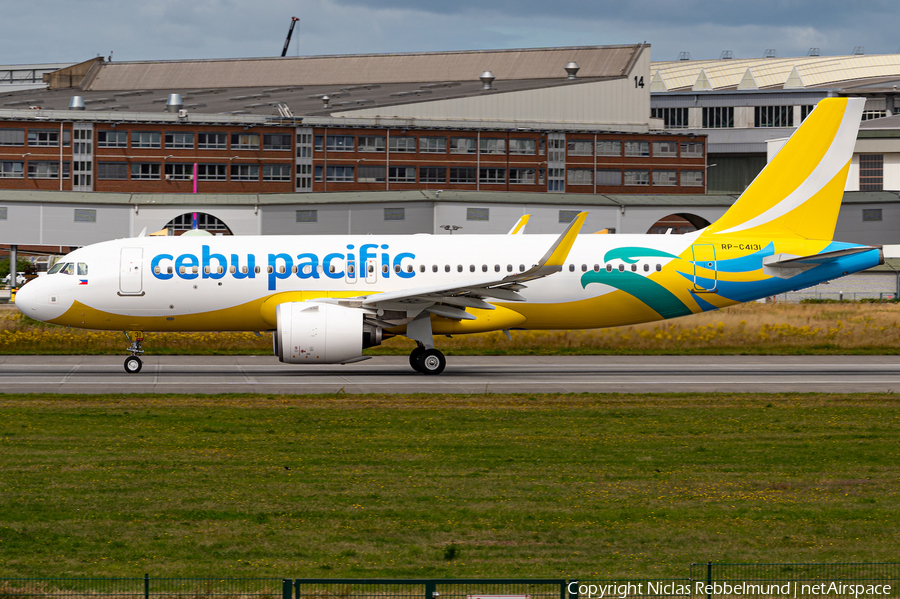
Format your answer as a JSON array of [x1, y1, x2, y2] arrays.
[[1, 355, 900, 394]]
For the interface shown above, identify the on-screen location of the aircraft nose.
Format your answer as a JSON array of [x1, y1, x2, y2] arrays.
[[13, 280, 35, 315], [14, 278, 68, 323]]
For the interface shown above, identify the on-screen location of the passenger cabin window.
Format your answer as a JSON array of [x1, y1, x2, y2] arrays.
[[644, 264, 649, 272], [568, 264, 575, 272], [656, 264, 662, 272]]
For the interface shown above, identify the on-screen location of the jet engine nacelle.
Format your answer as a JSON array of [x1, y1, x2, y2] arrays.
[[274, 302, 382, 364]]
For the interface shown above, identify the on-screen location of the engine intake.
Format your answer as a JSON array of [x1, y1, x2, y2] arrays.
[[274, 302, 381, 364]]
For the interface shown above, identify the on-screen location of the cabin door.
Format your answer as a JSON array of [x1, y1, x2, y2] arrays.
[[119, 248, 144, 296], [691, 244, 717, 292]]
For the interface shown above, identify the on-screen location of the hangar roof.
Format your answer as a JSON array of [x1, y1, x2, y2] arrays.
[[650, 54, 900, 92], [81, 45, 642, 90], [0, 45, 646, 123]]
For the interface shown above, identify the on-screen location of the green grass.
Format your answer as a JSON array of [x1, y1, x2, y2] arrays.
[[0, 393, 898, 578]]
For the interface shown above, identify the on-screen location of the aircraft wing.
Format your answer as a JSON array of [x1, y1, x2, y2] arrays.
[[325, 212, 587, 321]]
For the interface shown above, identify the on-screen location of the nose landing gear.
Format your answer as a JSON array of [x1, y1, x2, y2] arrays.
[[123, 331, 144, 373]]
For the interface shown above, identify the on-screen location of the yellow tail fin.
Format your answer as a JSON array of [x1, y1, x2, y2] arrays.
[[706, 97, 865, 240]]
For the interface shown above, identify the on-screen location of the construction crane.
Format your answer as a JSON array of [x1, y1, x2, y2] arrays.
[[281, 17, 299, 57]]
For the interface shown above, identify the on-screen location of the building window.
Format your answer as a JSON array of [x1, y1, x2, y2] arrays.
[[419, 166, 446, 183], [384, 208, 405, 221], [420, 137, 446, 153], [862, 110, 887, 121], [263, 133, 292, 150], [681, 170, 704, 186], [0, 161, 24, 178], [323, 135, 352, 151], [567, 169, 593, 185], [232, 133, 260, 150], [449, 167, 476, 183], [596, 169, 622, 186], [755, 106, 793, 127], [314, 165, 323, 182], [596, 140, 621, 156], [859, 154, 884, 191], [197, 164, 227, 181], [650, 107, 689, 129], [559, 210, 580, 223], [131, 131, 161, 148], [863, 208, 883, 222], [450, 138, 476, 154], [467, 207, 489, 221], [509, 139, 536, 155], [165, 132, 194, 149], [652, 141, 678, 156], [652, 170, 677, 186], [97, 130, 128, 148], [680, 142, 704, 158], [198, 132, 227, 149], [230, 164, 259, 181], [358, 165, 386, 183], [27, 129, 59, 147], [263, 164, 292, 181], [164, 163, 194, 180], [74, 209, 97, 223], [389, 166, 416, 183], [131, 163, 161, 180], [548, 139, 565, 162], [538, 168, 545, 185], [97, 162, 127, 180], [296, 210, 318, 223], [325, 165, 353, 182], [703, 106, 734, 128], [624, 141, 650, 157], [800, 105, 816, 122], [509, 168, 536, 184], [479, 168, 505, 184], [0, 129, 25, 146], [624, 170, 650, 186], [0, 207, 6, 219], [479, 138, 506, 154], [358, 136, 386, 152], [28, 161, 66, 179], [567, 140, 593, 156], [389, 136, 416, 153], [548, 168, 565, 192]]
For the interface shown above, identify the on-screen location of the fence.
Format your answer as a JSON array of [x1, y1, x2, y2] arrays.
[[772, 291, 897, 302], [689, 563, 900, 598], [0, 568, 897, 599], [0, 576, 286, 598], [294, 578, 566, 599]]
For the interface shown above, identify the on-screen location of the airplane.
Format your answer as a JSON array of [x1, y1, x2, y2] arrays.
[[15, 97, 883, 375]]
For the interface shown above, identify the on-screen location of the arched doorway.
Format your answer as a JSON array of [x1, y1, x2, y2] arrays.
[[647, 213, 711, 234], [162, 212, 233, 236]]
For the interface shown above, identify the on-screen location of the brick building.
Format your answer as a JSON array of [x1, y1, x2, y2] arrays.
[[0, 45, 707, 196]]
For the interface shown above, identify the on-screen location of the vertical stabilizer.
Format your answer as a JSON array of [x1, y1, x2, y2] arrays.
[[706, 97, 865, 240]]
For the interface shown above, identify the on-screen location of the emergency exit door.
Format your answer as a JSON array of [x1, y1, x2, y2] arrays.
[[691, 244, 717, 292]]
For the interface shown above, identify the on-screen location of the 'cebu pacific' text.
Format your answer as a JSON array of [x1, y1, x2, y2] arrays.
[[150, 244, 416, 290]]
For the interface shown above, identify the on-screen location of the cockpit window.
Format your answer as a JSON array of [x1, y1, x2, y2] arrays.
[[48, 263, 64, 274], [77, 263, 88, 276], [60, 263, 75, 275]]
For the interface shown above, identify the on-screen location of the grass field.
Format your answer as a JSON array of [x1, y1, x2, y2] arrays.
[[1, 393, 898, 578], [4, 301, 900, 356]]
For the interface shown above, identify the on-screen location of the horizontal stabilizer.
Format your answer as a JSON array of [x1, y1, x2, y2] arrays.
[[763, 246, 879, 278]]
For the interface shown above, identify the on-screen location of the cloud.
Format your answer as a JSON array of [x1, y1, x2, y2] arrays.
[[0, 0, 898, 65]]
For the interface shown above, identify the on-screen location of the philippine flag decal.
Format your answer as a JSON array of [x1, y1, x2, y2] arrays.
[[78, 279, 88, 285]]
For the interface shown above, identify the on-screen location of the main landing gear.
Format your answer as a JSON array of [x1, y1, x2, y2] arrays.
[[123, 331, 144, 373], [409, 345, 446, 375]]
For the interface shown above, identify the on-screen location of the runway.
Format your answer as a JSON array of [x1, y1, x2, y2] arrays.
[[2, 354, 900, 394]]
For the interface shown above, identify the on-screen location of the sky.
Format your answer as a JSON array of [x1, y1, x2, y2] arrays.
[[4, 0, 900, 66]]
